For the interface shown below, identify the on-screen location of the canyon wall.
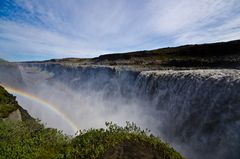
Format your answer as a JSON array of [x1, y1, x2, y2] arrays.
[[18, 63, 240, 159]]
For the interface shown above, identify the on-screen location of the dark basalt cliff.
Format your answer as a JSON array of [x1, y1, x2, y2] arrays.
[[21, 39, 240, 70]]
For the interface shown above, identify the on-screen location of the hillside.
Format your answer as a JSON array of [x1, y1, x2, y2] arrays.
[[0, 86, 185, 159], [21, 39, 240, 70], [0, 85, 32, 120]]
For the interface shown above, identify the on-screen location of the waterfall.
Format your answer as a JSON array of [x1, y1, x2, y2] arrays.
[[134, 70, 240, 159], [19, 64, 240, 159]]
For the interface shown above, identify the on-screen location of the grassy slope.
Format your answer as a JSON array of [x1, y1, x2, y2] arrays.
[[0, 86, 184, 159], [0, 86, 32, 120]]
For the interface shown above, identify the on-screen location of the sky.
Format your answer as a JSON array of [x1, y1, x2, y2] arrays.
[[0, 0, 240, 61]]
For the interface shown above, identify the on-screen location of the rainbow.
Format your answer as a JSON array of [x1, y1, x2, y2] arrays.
[[1, 84, 79, 133]]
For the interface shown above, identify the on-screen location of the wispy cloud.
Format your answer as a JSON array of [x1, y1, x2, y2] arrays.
[[0, 0, 240, 61]]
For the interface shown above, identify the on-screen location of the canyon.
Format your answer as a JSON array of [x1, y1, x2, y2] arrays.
[[1, 39, 240, 159]]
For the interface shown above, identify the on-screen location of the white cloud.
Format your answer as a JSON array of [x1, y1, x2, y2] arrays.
[[0, 20, 103, 58], [0, 0, 240, 60], [133, 0, 240, 46], [152, 0, 226, 31]]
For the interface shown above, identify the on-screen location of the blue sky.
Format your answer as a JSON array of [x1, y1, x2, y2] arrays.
[[0, 0, 240, 61]]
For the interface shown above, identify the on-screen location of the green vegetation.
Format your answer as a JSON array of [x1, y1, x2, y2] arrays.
[[0, 85, 184, 159], [0, 120, 70, 159], [72, 121, 184, 159], [0, 104, 17, 118], [0, 120, 184, 159], [0, 86, 18, 118]]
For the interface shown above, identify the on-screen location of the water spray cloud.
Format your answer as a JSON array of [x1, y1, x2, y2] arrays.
[[1, 84, 79, 134]]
